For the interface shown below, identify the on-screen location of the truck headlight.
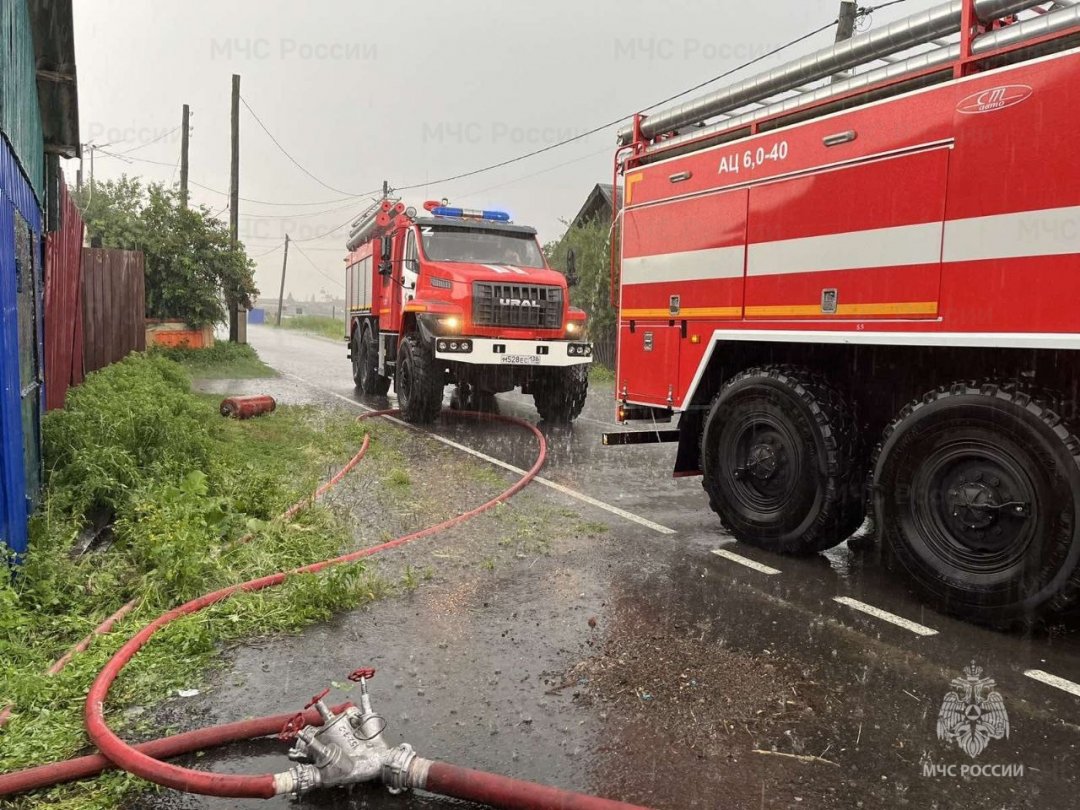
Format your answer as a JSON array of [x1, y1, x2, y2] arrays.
[[438, 316, 461, 333], [566, 321, 584, 336]]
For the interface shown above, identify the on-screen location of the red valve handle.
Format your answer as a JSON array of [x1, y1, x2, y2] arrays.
[[348, 667, 376, 682], [305, 687, 331, 709], [278, 712, 306, 741]]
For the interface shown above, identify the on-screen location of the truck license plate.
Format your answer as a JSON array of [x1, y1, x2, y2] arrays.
[[500, 354, 540, 365]]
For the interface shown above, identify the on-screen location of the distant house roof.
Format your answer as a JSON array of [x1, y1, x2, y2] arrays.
[[569, 183, 623, 231], [28, 0, 79, 158]]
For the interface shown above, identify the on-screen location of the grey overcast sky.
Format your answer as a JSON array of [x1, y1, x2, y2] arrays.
[[70, 0, 919, 301]]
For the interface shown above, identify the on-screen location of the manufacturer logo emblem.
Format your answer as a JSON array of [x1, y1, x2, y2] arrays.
[[937, 661, 1010, 758], [499, 298, 540, 307], [956, 84, 1032, 114]]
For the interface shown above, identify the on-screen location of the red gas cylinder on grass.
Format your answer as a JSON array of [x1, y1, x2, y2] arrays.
[[219, 395, 276, 419]]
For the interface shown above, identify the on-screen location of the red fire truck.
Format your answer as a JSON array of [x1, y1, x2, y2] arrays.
[[609, 0, 1080, 626], [344, 199, 592, 424]]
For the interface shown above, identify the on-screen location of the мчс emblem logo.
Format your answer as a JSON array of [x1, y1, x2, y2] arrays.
[[936, 661, 1010, 758]]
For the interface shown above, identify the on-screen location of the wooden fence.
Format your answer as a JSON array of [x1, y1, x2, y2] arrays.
[[81, 247, 145, 374], [43, 175, 84, 410]]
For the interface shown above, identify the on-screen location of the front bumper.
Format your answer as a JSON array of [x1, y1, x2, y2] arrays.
[[435, 337, 592, 367]]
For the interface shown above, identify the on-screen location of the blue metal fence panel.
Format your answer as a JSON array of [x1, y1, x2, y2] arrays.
[[0, 0, 44, 202], [0, 133, 42, 558]]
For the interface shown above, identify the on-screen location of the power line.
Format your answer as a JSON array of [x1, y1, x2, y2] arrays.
[[241, 94, 366, 198], [390, 15, 841, 193], [94, 149, 368, 208], [238, 199, 361, 220], [115, 125, 181, 155], [248, 242, 283, 259], [291, 240, 344, 288]]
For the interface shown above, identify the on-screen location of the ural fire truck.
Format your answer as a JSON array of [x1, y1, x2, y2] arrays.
[[609, 0, 1080, 626], [343, 198, 592, 423]]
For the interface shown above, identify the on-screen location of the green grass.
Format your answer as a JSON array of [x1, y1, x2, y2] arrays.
[[149, 342, 276, 379], [589, 363, 615, 383], [0, 354, 387, 809], [276, 314, 347, 341]]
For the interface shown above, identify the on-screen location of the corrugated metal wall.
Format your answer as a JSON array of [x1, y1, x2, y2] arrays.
[[82, 248, 146, 374], [43, 173, 84, 410], [0, 133, 43, 558], [0, 0, 44, 201]]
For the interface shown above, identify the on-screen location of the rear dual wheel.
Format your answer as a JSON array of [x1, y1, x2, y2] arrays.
[[352, 325, 390, 396], [700, 366, 865, 555], [873, 383, 1080, 627]]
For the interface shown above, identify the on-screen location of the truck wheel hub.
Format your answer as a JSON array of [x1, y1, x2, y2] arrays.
[[746, 443, 780, 481]]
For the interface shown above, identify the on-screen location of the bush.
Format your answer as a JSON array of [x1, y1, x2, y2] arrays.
[[42, 354, 212, 517]]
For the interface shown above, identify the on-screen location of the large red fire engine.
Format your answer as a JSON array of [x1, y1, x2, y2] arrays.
[[608, 0, 1080, 626], [344, 198, 592, 424]]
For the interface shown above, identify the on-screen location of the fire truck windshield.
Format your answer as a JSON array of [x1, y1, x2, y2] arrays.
[[420, 226, 545, 268]]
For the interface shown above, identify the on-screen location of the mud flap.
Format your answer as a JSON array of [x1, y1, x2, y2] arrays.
[[674, 410, 704, 477]]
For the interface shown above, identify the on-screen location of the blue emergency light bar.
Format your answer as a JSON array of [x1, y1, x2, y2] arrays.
[[431, 206, 511, 223]]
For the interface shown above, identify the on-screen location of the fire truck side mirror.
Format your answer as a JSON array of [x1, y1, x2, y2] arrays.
[[379, 236, 393, 276], [565, 248, 578, 287]]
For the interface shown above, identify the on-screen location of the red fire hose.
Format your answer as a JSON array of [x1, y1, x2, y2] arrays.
[[3, 409, 652, 809], [0, 702, 353, 796], [420, 761, 651, 810]]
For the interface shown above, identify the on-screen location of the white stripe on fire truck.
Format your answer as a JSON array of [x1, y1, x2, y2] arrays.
[[622, 246, 745, 285], [746, 222, 943, 277], [943, 205, 1080, 264], [622, 205, 1080, 282]]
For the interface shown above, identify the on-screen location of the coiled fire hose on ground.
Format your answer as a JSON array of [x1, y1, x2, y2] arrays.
[[0, 409, 654, 810]]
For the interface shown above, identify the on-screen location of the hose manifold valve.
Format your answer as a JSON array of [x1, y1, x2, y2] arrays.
[[273, 669, 417, 797]]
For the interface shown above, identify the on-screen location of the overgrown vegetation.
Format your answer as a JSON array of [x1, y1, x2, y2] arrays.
[[149, 341, 277, 379], [545, 217, 617, 366], [276, 314, 346, 341], [0, 354, 384, 808], [75, 177, 258, 328]]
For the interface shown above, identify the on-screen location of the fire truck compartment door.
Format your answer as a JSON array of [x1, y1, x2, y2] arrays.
[[619, 324, 681, 407], [621, 188, 748, 322], [745, 147, 949, 320]]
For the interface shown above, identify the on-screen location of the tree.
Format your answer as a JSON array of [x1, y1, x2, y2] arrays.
[[75, 177, 257, 328], [545, 218, 618, 366]]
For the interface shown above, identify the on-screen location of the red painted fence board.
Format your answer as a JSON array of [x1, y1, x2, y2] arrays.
[[43, 178, 84, 411]]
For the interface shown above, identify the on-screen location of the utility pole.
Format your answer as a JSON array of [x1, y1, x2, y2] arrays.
[[276, 234, 290, 326], [833, 0, 859, 82], [180, 103, 190, 207], [228, 74, 246, 343]]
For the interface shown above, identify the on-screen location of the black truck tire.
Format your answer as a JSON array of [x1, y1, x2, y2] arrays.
[[395, 333, 443, 423], [873, 382, 1080, 628], [353, 325, 390, 396], [532, 365, 589, 425], [701, 366, 864, 555]]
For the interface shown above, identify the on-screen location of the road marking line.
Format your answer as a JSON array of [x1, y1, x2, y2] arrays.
[[283, 373, 676, 535], [832, 596, 939, 637], [710, 548, 781, 575], [1024, 669, 1080, 698]]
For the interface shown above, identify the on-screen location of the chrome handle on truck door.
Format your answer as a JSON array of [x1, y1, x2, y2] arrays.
[[823, 130, 857, 147]]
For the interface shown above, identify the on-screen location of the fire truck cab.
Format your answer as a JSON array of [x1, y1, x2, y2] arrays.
[[610, 0, 1080, 628], [344, 200, 591, 423]]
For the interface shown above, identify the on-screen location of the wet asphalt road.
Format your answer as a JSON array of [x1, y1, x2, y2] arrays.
[[144, 325, 1080, 810]]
